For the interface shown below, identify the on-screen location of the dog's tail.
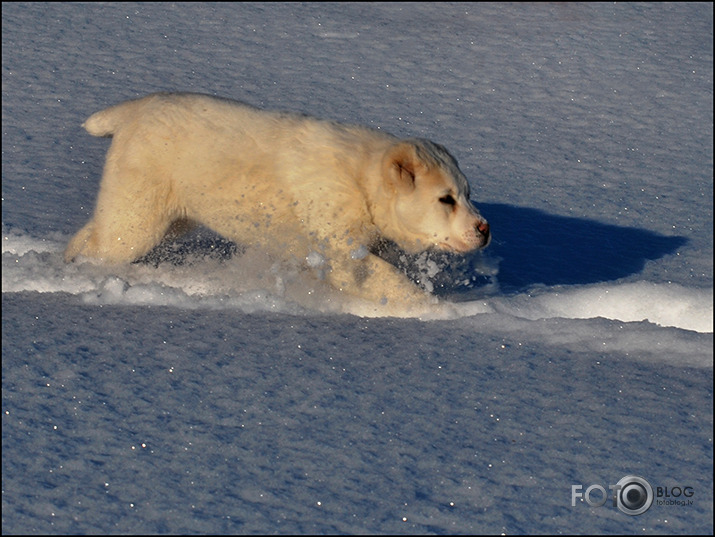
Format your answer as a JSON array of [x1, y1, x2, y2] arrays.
[[83, 93, 169, 137], [83, 102, 132, 137]]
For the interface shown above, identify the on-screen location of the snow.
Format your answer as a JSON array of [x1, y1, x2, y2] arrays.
[[2, 2, 713, 534]]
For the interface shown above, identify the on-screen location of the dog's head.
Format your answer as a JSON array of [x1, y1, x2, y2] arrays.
[[377, 138, 490, 254]]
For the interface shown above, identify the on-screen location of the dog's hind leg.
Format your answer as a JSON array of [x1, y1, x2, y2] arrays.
[[65, 162, 183, 263]]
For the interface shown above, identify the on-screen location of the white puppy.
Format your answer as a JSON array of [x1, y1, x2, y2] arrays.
[[66, 93, 490, 311]]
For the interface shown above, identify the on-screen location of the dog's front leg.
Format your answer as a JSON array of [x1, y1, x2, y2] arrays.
[[327, 252, 434, 308]]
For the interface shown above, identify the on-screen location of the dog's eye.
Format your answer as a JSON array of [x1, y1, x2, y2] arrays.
[[439, 195, 456, 207]]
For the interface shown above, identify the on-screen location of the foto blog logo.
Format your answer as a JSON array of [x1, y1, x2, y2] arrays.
[[571, 475, 654, 516]]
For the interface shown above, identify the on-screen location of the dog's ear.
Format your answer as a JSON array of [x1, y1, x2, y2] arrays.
[[383, 141, 423, 193]]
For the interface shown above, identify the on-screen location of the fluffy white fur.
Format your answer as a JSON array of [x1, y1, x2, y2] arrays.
[[66, 93, 490, 312]]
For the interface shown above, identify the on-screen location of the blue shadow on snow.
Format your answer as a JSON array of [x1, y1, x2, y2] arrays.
[[476, 203, 688, 293]]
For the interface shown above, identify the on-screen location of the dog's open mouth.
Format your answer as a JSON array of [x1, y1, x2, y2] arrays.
[[438, 230, 490, 253], [437, 241, 479, 254]]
